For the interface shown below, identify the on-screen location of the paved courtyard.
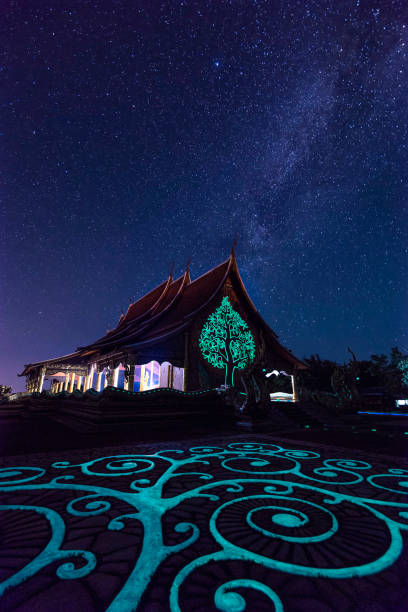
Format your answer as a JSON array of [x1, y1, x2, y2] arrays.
[[1, 433, 408, 611]]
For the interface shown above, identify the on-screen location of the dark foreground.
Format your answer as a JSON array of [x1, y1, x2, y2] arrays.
[[1, 426, 408, 611]]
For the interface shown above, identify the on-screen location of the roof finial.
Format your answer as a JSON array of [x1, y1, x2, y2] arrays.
[[231, 234, 238, 258], [185, 257, 191, 283], [169, 262, 174, 279]]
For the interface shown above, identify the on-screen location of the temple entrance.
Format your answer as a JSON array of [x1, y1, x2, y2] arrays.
[[129, 361, 185, 392], [266, 369, 296, 401], [47, 362, 186, 394]]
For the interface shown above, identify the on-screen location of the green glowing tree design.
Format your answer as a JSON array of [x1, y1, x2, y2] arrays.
[[1, 442, 408, 610], [199, 296, 256, 386]]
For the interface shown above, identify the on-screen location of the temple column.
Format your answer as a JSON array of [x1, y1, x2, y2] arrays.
[[69, 373, 75, 393], [125, 364, 135, 391], [112, 366, 119, 388], [96, 371, 102, 392], [291, 375, 298, 402], [87, 365, 94, 390], [76, 375, 82, 390], [183, 331, 189, 391], [140, 364, 145, 391], [64, 373, 70, 391], [83, 371, 89, 392], [104, 369, 110, 388], [38, 367, 46, 393]]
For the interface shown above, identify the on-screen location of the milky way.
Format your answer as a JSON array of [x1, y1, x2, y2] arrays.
[[2, 1, 407, 390]]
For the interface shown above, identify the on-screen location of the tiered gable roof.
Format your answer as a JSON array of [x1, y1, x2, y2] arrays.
[[20, 253, 306, 375], [119, 276, 171, 326]]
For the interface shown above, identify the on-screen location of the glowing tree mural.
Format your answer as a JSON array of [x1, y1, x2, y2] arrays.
[[1, 442, 408, 610], [199, 296, 256, 386]]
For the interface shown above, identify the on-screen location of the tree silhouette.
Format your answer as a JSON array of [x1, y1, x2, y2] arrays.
[[199, 296, 255, 386], [398, 358, 408, 388]]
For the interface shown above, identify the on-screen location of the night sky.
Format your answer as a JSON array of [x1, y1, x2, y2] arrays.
[[2, 0, 407, 392]]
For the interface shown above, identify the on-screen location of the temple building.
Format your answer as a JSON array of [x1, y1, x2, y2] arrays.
[[20, 250, 305, 396]]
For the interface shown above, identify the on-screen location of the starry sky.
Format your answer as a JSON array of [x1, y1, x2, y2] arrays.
[[2, 0, 407, 391]]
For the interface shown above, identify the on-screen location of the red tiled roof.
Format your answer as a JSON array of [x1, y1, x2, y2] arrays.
[[78, 275, 173, 350], [83, 270, 191, 352], [121, 277, 170, 325], [139, 258, 231, 340], [20, 254, 307, 374]]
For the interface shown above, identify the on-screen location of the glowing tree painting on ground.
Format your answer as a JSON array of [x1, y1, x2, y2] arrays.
[[199, 297, 256, 386], [1, 441, 408, 610]]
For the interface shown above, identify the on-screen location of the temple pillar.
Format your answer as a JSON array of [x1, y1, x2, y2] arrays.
[[140, 364, 146, 391], [87, 366, 94, 390], [128, 364, 135, 391], [96, 371, 102, 392], [64, 373, 70, 391], [69, 373, 75, 393], [104, 369, 110, 388], [183, 331, 189, 391], [291, 374, 298, 402], [76, 375, 82, 390], [38, 367, 46, 393], [112, 366, 119, 388], [88, 364, 96, 389]]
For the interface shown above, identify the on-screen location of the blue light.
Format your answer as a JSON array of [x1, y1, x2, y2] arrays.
[[358, 411, 408, 416]]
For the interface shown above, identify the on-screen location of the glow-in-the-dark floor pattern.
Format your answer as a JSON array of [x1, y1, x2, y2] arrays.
[[1, 439, 408, 611]]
